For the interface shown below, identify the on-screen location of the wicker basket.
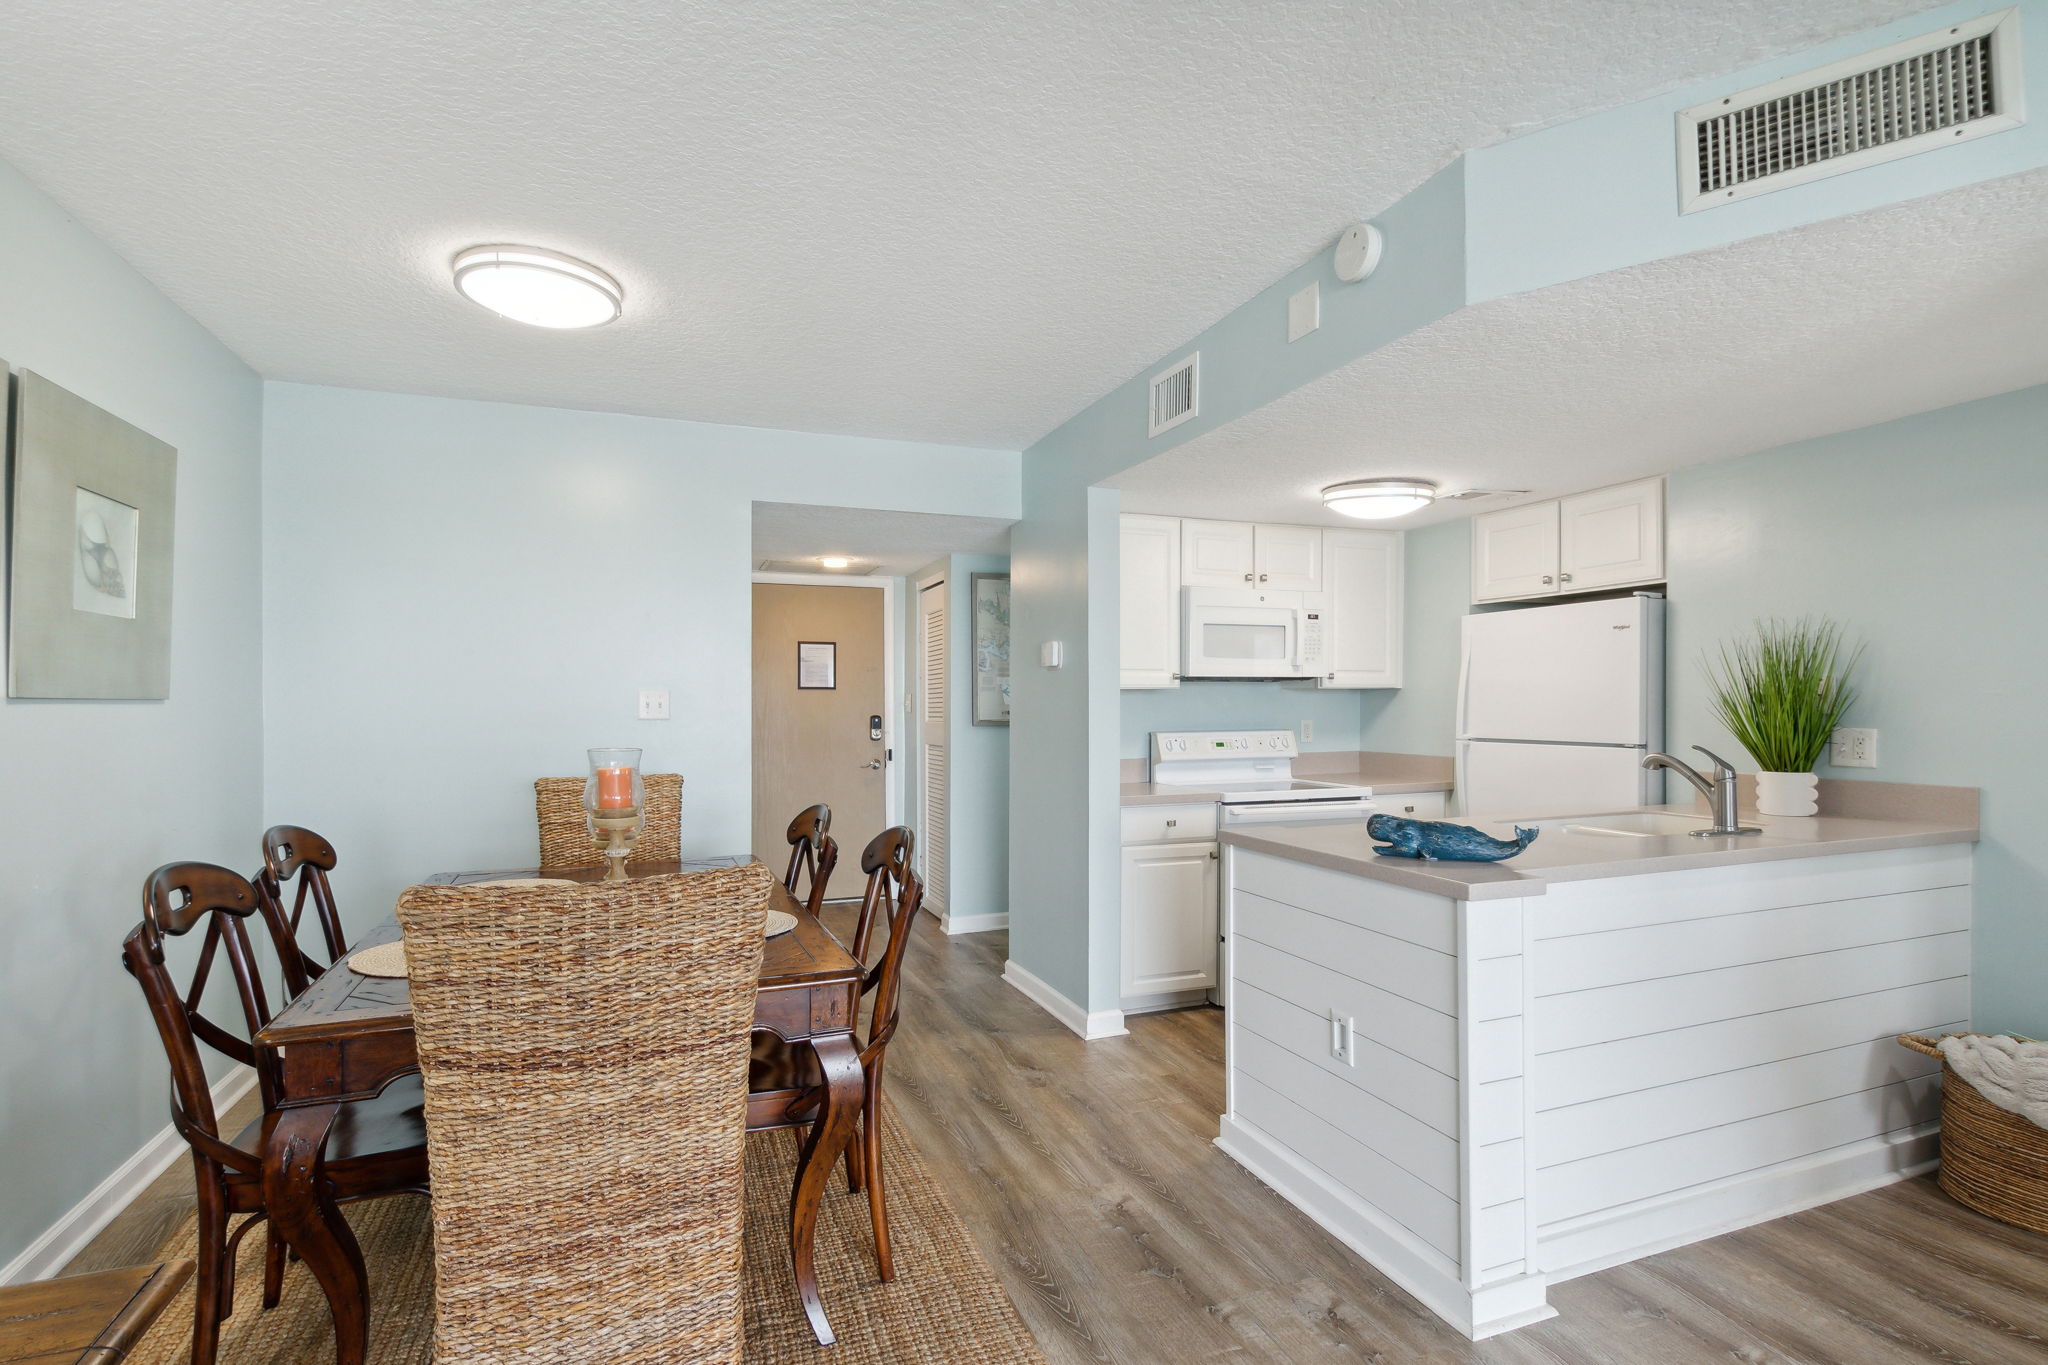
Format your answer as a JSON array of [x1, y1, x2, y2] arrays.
[[1899, 1032, 2048, 1234]]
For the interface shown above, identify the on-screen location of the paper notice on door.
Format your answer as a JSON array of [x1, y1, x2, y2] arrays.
[[797, 640, 836, 689]]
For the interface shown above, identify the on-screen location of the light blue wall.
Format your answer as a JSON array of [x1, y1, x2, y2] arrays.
[[0, 160, 264, 1273], [1664, 383, 2048, 1037], [1120, 684, 1366, 760], [261, 383, 1019, 917], [1466, 0, 2048, 302], [944, 555, 1011, 922], [1362, 387, 2048, 1036]]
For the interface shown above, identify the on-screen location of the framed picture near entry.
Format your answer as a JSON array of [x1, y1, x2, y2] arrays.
[[797, 640, 837, 690], [7, 368, 178, 699], [971, 572, 1011, 726]]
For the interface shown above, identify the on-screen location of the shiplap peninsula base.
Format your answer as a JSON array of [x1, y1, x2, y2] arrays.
[[1216, 833, 1972, 1339]]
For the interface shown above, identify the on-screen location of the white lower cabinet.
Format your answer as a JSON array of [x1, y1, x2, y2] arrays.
[[1121, 828, 1219, 1006], [1381, 790, 1448, 819]]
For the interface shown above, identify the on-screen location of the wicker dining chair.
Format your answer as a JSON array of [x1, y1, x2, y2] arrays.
[[750, 826, 922, 1281], [122, 864, 428, 1365], [251, 824, 348, 1000], [533, 772, 684, 868], [782, 804, 838, 917], [396, 865, 771, 1365]]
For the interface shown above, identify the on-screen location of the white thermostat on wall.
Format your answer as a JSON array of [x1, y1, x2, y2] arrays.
[[1333, 222, 1384, 283], [1039, 640, 1063, 669]]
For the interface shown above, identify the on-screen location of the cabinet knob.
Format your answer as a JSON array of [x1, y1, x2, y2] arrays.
[[1165, 819, 1177, 827], [1541, 574, 1554, 584], [1209, 850, 1219, 860], [1259, 573, 1268, 583], [1327, 673, 1336, 681], [1244, 572, 1254, 582], [1171, 672, 1181, 681], [1560, 572, 1573, 583]]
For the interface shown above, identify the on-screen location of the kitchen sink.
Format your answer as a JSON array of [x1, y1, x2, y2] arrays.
[[1519, 811, 1715, 838]]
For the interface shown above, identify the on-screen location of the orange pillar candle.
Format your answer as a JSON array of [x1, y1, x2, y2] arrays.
[[596, 765, 634, 809]]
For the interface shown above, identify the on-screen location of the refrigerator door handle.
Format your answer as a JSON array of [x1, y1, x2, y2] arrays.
[[1453, 741, 1468, 818]]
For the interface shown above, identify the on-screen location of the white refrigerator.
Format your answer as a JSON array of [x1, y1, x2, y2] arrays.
[[1455, 595, 1665, 817]]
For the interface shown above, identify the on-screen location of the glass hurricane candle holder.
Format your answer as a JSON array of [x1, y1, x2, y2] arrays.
[[583, 747, 645, 881]]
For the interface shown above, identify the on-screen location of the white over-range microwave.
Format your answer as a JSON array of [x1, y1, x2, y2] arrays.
[[1181, 587, 1327, 680]]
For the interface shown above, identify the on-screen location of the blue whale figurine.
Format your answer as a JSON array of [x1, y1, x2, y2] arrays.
[[1367, 813, 1539, 862]]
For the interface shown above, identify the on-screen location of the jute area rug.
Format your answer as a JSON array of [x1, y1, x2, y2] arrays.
[[126, 1101, 1045, 1364]]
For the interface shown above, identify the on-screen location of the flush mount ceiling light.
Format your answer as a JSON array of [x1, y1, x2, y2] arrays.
[[818, 556, 852, 570], [452, 245, 622, 328], [1321, 478, 1439, 520]]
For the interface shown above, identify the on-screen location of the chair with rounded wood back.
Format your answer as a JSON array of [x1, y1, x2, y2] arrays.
[[749, 825, 922, 1281], [252, 825, 348, 1000], [533, 772, 685, 868], [121, 864, 427, 1365], [782, 804, 839, 917]]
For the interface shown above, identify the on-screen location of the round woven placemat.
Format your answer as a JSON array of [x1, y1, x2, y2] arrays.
[[347, 941, 409, 978], [764, 910, 797, 938]]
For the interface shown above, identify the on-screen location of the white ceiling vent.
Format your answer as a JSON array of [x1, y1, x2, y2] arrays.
[[1678, 8, 2024, 213], [1148, 352, 1199, 437]]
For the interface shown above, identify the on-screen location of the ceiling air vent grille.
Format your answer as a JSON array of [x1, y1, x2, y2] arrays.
[[1678, 8, 2024, 212], [1148, 353, 1199, 437]]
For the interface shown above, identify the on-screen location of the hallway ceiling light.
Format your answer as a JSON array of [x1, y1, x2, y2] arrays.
[[818, 556, 852, 569], [1320, 478, 1439, 519], [452, 246, 623, 328]]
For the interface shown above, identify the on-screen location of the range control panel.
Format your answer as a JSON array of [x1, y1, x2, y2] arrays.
[[1151, 729, 1299, 761]]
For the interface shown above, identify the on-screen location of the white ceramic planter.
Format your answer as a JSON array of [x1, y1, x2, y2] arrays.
[[1755, 771, 1819, 818]]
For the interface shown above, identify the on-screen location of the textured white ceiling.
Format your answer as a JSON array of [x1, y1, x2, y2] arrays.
[[1107, 169, 2048, 527], [753, 501, 1012, 577], [0, 0, 1920, 448]]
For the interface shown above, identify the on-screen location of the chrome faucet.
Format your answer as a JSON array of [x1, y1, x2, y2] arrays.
[[1642, 746, 1762, 838]]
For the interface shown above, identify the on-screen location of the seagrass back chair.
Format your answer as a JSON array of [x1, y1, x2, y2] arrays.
[[533, 772, 684, 868], [396, 865, 771, 1363]]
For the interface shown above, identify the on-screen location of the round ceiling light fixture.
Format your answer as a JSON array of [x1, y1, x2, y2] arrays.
[[452, 245, 623, 328], [1320, 478, 1439, 520]]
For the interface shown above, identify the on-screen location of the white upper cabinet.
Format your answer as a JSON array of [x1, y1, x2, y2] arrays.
[[1180, 518, 1256, 586], [1119, 514, 1182, 689], [1312, 528, 1402, 689], [1179, 519, 1323, 590], [1472, 477, 1664, 604], [1558, 477, 1664, 592]]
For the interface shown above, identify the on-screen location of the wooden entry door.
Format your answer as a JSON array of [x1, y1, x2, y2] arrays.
[[752, 583, 887, 871]]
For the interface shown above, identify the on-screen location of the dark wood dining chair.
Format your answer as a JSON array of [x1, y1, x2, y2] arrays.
[[533, 772, 684, 868], [252, 824, 348, 999], [395, 866, 772, 1364], [121, 863, 427, 1365], [750, 826, 922, 1281], [782, 803, 839, 917]]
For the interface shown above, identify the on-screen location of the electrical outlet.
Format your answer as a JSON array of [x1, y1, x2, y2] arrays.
[[1301, 718, 1314, 743], [1328, 1009, 1356, 1066], [1830, 727, 1877, 768], [638, 689, 670, 720]]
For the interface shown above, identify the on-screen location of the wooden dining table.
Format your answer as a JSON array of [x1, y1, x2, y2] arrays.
[[252, 856, 867, 1364]]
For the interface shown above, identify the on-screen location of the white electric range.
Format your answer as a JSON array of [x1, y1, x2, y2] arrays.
[[1150, 729, 1377, 825]]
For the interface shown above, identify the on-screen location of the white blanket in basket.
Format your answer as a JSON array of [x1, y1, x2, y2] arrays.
[[1938, 1034, 2048, 1129]]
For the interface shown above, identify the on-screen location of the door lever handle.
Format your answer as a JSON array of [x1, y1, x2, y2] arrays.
[[859, 760, 883, 770]]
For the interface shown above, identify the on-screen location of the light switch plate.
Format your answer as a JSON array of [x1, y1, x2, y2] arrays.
[[1301, 718, 1315, 742], [1039, 640, 1063, 669], [638, 689, 670, 720], [1287, 282, 1320, 342], [1830, 727, 1877, 768]]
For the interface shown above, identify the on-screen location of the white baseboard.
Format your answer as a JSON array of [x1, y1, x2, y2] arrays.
[[942, 911, 1009, 936], [1, 1066, 257, 1285], [1539, 1123, 1940, 1283], [1002, 959, 1127, 1040], [1216, 1114, 1555, 1340]]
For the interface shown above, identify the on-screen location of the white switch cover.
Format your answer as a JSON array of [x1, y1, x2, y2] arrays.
[[1287, 282, 1320, 342], [1039, 640, 1063, 669], [1830, 727, 1877, 768], [1301, 718, 1315, 742], [638, 689, 670, 720]]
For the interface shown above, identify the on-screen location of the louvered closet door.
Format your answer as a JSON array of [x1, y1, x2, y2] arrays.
[[918, 581, 948, 913]]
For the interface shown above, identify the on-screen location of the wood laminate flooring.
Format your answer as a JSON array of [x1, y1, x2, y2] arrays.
[[74, 910, 2048, 1363]]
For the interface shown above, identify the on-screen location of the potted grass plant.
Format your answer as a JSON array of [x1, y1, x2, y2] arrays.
[[1704, 618, 1862, 817]]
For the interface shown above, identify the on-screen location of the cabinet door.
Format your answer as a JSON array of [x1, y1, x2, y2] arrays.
[[1472, 502, 1561, 603], [1120, 841, 1220, 998], [1314, 528, 1402, 688], [1383, 791, 1447, 819], [1180, 519, 1256, 587], [1253, 524, 1323, 591], [1559, 476, 1664, 591], [1119, 515, 1182, 689]]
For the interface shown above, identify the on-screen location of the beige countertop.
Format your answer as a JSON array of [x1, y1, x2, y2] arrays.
[[1219, 803, 1978, 901]]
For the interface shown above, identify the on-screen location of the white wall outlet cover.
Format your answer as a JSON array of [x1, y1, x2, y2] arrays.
[[1287, 282, 1320, 342], [1830, 727, 1878, 768], [1039, 640, 1063, 669], [1333, 223, 1384, 283], [1300, 718, 1315, 742], [637, 688, 670, 720]]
